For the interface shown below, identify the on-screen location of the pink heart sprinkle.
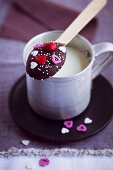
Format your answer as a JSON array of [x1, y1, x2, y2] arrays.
[[33, 44, 43, 49], [64, 121, 73, 128], [51, 54, 61, 65], [76, 124, 87, 132], [39, 158, 50, 167]]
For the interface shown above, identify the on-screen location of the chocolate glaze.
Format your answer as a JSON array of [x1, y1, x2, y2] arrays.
[[26, 42, 66, 80]]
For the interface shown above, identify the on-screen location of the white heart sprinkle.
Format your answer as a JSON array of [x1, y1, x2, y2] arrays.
[[59, 46, 66, 53], [31, 50, 38, 56], [25, 162, 34, 169], [22, 140, 30, 146], [30, 62, 37, 69], [84, 117, 92, 124], [61, 127, 69, 134]]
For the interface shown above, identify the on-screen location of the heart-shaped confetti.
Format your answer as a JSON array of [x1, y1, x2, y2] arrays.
[[43, 42, 57, 52], [61, 127, 69, 134], [33, 43, 43, 49], [39, 158, 50, 167], [25, 162, 34, 169], [84, 117, 92, 124], [59, 46, 66, 53], [22, 140, 30, 146], [30, 62, 37, 69], [76, 124, 87, 132], [51, 54, 61, 65], [31, 50, 38, 56], [64, 121, 73, 128], [34, 55, 46, 65]]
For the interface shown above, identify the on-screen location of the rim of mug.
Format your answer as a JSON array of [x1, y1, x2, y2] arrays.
[[23, 30, 95, 80]]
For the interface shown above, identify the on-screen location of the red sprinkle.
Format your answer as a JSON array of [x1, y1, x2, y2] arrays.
[[34, 55, 46, 65], [39, 158, 50, 167], [43, 42, 57, 52]]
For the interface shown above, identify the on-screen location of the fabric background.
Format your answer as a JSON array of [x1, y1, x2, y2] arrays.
[[0, 0, 97, 41], [0, 0, 113, 152]]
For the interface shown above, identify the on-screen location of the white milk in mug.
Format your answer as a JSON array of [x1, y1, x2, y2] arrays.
[[54, 46, 90, 77]]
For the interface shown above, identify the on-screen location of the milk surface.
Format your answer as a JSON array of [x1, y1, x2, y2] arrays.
[[54, 46, 90, 77]]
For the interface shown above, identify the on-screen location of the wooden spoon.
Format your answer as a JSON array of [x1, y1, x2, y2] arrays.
[[55, 0, 107, 45]]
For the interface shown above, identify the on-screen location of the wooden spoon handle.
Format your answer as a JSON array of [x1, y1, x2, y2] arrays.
[[55, 0, 107, 45]]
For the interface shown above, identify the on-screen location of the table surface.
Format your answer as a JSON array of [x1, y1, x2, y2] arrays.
[[0, 0, 113, 150]]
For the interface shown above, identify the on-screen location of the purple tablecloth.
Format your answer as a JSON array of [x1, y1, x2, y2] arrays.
[[0, 0, 113, 151]]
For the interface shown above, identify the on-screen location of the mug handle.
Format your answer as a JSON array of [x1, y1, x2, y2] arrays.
[[92, 42, 113, 80]]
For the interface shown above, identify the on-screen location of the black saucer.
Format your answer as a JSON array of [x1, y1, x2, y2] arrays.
[[9, 75, 113, 143]]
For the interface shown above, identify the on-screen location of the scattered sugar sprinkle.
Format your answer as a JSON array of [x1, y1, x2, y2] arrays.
[[38, 68, 41, 71]]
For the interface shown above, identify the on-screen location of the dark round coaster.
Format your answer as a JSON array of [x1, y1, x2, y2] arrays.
[[9, 75, 113, 143]]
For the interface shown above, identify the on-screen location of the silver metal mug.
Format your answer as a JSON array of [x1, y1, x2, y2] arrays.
[[23, 31, 113, 120]]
